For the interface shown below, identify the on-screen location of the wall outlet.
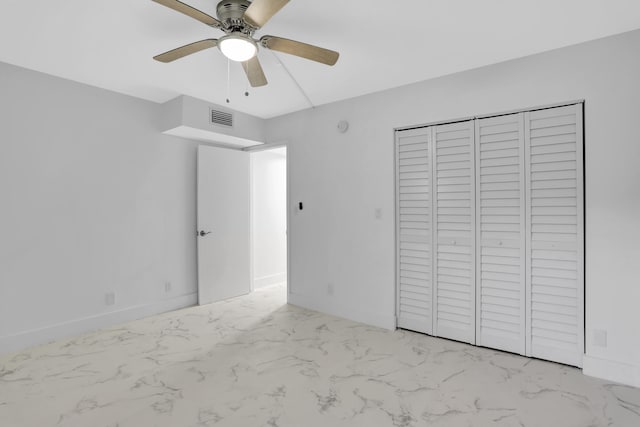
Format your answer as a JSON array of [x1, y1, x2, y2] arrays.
[[593, 329, 607, 347], [375, 208, 382, 219], [327, 283, 334, 296], [105, 292, 116, 306], [164, 281, 172, 293]]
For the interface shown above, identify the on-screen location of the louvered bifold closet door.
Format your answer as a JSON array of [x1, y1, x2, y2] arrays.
[[396, 128, 433, 334], [433, 121, 476, 344], [475, 114, 526, 354], [525, 104, 584, 367]]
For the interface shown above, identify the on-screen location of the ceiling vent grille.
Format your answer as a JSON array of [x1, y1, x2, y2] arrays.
[[210, 108, 233, 127]]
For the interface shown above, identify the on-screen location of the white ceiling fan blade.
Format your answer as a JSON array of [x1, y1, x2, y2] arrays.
[[152, 0, 222, 28], [261, 35, 339, 66], [242, 56, 268, 87], [243, 0, 289, 29], [153, 39, 218, 63]]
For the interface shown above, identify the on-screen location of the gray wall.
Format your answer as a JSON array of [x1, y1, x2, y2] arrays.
[[265, 29, 640, 387], [0, 62, 199, 352]]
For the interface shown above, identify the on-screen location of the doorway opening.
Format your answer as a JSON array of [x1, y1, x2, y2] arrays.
[[250, 146, 288, 298], [196, 144, 288, 305]]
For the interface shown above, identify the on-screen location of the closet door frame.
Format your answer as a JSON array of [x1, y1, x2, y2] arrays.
[[395, 100, 584, 367]]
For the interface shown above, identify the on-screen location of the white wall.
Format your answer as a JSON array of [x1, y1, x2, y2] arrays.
[[0, 61, 200, 353], [265, 29, 640, 387], [251, 148, 287, 289]]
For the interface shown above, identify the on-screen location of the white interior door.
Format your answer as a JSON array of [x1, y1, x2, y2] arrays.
[[197, 145, 250, 305], [525, 104, 584, 367], [433, 120, 476, 344], [475, 113, 526, 354], [396, 127, 434, 335]]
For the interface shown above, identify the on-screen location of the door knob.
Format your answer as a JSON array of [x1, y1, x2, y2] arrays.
[[199, 230, 212, 237]]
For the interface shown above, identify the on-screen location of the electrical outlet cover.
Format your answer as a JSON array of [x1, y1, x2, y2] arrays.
[[105, 292, 116, 306], [593, 329, 607, 347]]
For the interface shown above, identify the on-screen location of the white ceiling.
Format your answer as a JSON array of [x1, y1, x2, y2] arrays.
[[1, 1, 640, 118]]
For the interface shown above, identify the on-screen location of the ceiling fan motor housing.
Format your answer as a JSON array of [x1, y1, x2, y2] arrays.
[[217, 0, 253, 33], [152, 0, 340, 87]]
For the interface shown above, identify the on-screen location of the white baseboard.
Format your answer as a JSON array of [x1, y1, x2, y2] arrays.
[[0, 293, 197, 356], [583, 355, 640, 388], [288, 291, 396, 331], [254, 272, 287, 289]]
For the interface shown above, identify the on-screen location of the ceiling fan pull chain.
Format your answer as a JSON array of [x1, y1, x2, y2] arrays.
[[226, 58, 231, 103]]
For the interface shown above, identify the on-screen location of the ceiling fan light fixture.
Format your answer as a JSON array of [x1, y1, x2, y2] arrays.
[[219, 34, 257, 62], [152, 0, 340, 88]]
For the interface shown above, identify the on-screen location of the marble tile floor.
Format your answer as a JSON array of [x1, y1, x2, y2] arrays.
[[1, 284, 639, 427]]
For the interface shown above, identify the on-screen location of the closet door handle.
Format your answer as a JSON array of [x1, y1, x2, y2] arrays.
[[199, 230, 212, 237]]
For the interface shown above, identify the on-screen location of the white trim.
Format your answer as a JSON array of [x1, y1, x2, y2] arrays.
[[474, 119, 482, 347], [289, 292, 396, 331], [583, 355, 640, 388], [394, 130, 400, 330], [0, 293, 197, 355], [253, 272, 287, 289]]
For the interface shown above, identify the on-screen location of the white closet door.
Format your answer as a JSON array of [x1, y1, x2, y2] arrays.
[[525, 104, 584, 367], [475, 114, 526, 354], [433, 121, 476, 344], [396, 128, 433, 334]]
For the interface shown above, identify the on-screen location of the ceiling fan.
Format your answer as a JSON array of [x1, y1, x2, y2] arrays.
[[152, 0, 340, 87]]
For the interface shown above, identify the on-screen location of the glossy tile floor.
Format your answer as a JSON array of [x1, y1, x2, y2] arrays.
[[1, 284, 639, 427]]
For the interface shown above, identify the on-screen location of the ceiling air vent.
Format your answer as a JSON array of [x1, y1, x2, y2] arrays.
[[210, 108, 233, 127]]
